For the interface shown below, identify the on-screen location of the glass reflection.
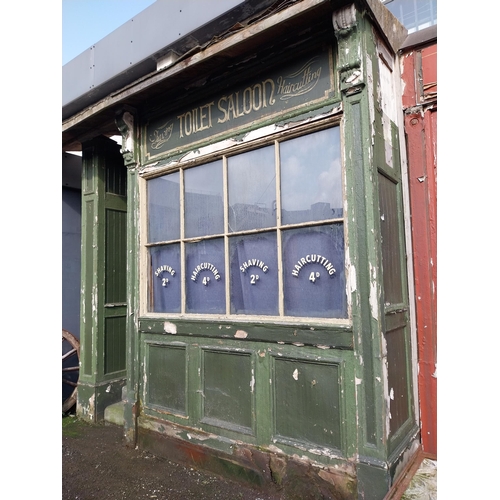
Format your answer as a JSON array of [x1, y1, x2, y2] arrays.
[[148, 172, 180, 243], [228, 146, 276, 232], [184, 161, 224, 238], [280, 127, 343, 225]]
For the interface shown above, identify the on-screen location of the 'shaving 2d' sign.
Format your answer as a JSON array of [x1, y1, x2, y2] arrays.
[[145, 47, 334, 159]]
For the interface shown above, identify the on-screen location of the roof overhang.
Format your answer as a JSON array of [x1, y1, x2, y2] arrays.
[[62, 0, 406, 152]]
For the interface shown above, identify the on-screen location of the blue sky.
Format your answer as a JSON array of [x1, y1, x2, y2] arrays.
[[62, 0, 157, 65]]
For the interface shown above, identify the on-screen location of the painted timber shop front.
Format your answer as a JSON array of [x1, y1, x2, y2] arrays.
[[67, 1, 419, 498]]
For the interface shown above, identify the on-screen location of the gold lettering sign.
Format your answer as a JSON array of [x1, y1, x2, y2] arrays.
[[145, 47, 334, 159]]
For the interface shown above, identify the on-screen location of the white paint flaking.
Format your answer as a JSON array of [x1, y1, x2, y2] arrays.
[[234, 330, 248, 339], [293, 369, 299, 381], [163, 321, 177, 334], [348, 262, 357, 295], [368, 264, 379, 320], [389, 388, 394, 400], [355, 377, 362, 385], [250, 369, 255, 393]]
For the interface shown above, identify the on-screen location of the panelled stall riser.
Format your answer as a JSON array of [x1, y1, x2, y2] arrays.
[[76, 1, 419, 498]]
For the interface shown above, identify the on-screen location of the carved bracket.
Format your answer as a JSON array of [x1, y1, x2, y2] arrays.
[[115, 107, 136, 167], [332, 4, 364, 96], [332, 4, 357, 36]]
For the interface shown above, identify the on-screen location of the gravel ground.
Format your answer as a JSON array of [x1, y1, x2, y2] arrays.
[[62, 415, 284, 500], [62, 415, 435, 499]]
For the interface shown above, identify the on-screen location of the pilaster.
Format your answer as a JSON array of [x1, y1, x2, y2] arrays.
[[333, 0, 386, 469], [116, 108, 140, 445]]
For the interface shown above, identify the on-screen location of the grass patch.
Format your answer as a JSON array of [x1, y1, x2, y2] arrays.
[[62, 414, 90, 438]]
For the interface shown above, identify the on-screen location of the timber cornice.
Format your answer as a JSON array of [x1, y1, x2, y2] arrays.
[[62, 0, 333, 150], [62, 0, 406, 152]]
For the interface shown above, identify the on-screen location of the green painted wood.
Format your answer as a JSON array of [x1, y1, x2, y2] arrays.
[[138, 319, 353, 349], [146, 343, 187, 414], [273, 356, 341, 450], [104, 315, 126, 374], [202, 349, 253, 433], [378, 173, 404, 305], [138, 333, 355, 463], [125, 5, 418, 492], [78, 136, 128, 420], [385, 327, 410, 436], [81, 198, 95, 377]]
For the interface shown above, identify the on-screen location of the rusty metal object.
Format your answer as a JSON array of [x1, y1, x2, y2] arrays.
[[62, 329, 80, 413]]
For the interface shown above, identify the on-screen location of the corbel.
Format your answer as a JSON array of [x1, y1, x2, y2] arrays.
[[115, 106, 137, 167], [332, 4, 364, 95]]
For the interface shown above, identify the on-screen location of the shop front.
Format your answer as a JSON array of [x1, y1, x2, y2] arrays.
[[71, 1, 418, 498]]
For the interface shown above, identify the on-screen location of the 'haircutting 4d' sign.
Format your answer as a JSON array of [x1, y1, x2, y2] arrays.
[[144, 46, 334, 160]]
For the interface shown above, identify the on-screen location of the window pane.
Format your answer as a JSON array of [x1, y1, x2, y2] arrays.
[[148, 172, 180, 243], [385, 0, 437, 33], [229, 232, 278, 315], [228, 146, 276, 232], [280, 127, 342, 225], [184, 160, 224, 238], [185, 239, 225, 314], [149, 244, 181, 313], [282, 224, 347, 318]]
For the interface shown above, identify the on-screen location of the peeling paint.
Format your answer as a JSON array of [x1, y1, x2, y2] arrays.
[[369, 264, 379, 320], [355, 377, 362, 385], [268, 445, 284, 454], [348, 262, 357, 295], [234, 329, 248, 339], [389, 387, 394, 400], [250, 369, 255, 393], [345, 70, 361, 84], [163, 321, 177, 334], [293, 368, 299, 380]]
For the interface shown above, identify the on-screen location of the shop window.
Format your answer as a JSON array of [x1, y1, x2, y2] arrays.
[[146, 125, 347, 319]]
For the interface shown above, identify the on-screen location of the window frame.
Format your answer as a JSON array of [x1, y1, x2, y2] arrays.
[[139, 116, 351, 326]]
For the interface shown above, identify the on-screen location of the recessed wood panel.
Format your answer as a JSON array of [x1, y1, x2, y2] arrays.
[[104, 316, 126, 374], [385, 327, 410, 436], [273, 357, 341, 449], [202, 350, 253, 432], [106, 209, 127, 304], [378, 173, 404, 305], [147, 344, 187, 415]]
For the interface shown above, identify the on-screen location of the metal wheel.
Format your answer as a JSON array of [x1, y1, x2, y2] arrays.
[[62, 329, 80, 413]]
